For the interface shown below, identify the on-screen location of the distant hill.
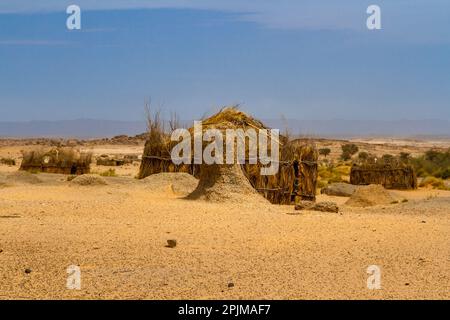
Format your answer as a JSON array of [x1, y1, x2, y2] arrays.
[[264, 119, 450, 138], [0, 118, 449, 139], [0, 119, 147, 139]]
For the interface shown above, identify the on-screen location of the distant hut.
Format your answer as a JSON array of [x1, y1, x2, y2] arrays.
[[138, 107, 318, 204], [96, 154, 138, 166], [96, 155, 125, 166], [350, 160, 417, 190], [20, 147, 92, 175]]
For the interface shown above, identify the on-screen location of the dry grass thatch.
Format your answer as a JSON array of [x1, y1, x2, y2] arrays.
[[138, 106, 318, 204], [350, 162, 417, 190], [20, 147, 92, 175]]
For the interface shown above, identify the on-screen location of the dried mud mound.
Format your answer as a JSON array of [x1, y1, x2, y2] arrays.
[[142, 173, 199, 195], [345, 184, 395, 207], [186, 164, 267, 203], [70, 174, 107, 186], [5, 171, 43, 185]]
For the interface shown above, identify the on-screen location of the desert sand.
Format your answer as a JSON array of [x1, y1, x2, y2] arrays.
[[0, 140, 449, 300], [0, 172, 449, 299]]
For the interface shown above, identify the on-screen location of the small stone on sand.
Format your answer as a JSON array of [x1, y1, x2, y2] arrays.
[[166, 239, 177, 248]]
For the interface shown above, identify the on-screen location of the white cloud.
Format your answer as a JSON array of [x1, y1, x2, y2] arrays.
[[0, 0, 367, 30], [0, 0, 449, 43]]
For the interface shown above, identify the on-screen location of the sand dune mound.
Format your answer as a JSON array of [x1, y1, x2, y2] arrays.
[[142, 173, 198, 195], [345, 184, 395, 207], [6, 171, 43, 184], [187, 164, 267, 203], [70, 174, 107, 186]]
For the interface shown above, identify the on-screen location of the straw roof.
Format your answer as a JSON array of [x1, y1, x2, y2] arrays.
[[198, 106, 268, 131]]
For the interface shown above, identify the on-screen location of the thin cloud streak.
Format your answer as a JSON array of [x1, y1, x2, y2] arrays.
[[0, 39, 75, 46], [0, 0, 391, 31], [0, 0, 449, 44]]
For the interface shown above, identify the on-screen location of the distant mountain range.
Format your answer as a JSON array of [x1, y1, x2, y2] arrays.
[[0, 118, 449, 139], [266, 119, 450, 139], [0, 119, 147, 139]]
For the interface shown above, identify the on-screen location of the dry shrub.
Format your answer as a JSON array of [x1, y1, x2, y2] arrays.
[[410, 149, 450, 179], [318, 164, 350, 187], [419, 176, 449, 190], [99, 169, 117, 177]]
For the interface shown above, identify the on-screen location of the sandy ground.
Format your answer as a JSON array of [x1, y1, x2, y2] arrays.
[[0, 168, 449, 300], [0, 139, 449, 300]]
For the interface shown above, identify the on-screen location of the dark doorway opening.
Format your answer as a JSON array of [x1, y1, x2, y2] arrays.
[[291, 160, 300, 202]]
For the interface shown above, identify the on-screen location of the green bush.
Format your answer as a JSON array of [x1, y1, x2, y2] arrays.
[[318, 164, 350, 186], [381, 154, 395, 163], [317, 180, 328, 189], [358, 152, 369, 161], [441, 168, 450, 180], [399, 152, 410, 162], [341, 144, 359, 160], [319, 148, 331, 158], [410, 149, 450, 178], [327, 174, 345, 184]]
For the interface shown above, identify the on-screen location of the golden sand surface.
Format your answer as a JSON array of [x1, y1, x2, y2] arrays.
[[0, 139, 449, 299], [0, 170, 449, 299]]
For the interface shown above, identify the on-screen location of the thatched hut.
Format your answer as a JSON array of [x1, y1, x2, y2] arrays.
[[20, 147, 92, 175], [350, 162, 417, 190], [138, 107, 318, 204]]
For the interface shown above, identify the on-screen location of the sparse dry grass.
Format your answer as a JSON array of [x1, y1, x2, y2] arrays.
[[419, 176, 449, 190], [99, 168, 117, 177]]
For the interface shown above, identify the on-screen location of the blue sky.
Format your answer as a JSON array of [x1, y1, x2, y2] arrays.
[[0, 0, 449, 121]]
